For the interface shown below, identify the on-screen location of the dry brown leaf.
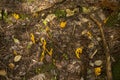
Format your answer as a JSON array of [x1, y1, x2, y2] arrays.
[[0, 70, 7, 76], [14, 55, 22, 62]]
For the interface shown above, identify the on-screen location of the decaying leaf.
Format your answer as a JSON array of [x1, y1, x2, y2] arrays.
[[13, 50, 18, 55], [87, 31, 92, 39], [30, 73, 45, 80], [30, 33, 35, 44], [27, 41, 33, 49], [75, 47, 83, 59], [13, 38, 20, 44], [82, 7, 90, 14], [14, 55, 22, 62], [43, 20, 48, 26], [60, 21, 67, 28], [94, 67, 102, 76], [45, 27, 50, 32], [8, 63, 15, 69], [66, 9, 75, 17], [88, 42, 94, 49], [45, 14, 56, 22], [66, 8, 79, 17], [0, 70, 7, 76], [32, 12, 38, 17]]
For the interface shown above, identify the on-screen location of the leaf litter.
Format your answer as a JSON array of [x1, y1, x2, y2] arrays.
[[0, 0, 120, 80]]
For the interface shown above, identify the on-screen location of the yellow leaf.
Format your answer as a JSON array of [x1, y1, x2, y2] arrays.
[[30, 33, 35, 44], [32, 12, 38, 17], [13, 50, 17, 55], [82, 7, 90, 14], [0, 70, 7, 76], [41, 39, 46, 50], [94, 67, 102, 76], [87, 31, 92, 39], [45, 27, 50, 32], [12, 13, 20, 19], [75, 48, 83, 59], [40, 51, 45, 62], [8, 63, 15, 69], [13, 38, 20, 44], [47, 48, 53, 56], [60, 21, 67, 28]]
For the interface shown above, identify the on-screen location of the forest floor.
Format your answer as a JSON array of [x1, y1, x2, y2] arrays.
[[0, 0, 120, 80]]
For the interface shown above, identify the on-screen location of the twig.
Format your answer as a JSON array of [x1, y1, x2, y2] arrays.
[[89, 49, 98, 59], [90, 15, 112, 80]]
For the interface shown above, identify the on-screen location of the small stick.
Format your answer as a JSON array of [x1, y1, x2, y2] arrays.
[[89, 49, 98, 59], [90, 15, 112, 80]]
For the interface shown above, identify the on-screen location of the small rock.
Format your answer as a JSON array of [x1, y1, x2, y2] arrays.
[[94, 60, 102, 66], [8, 63, 15, 69]]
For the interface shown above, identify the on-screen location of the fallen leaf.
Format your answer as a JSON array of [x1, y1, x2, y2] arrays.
[[12, 13, 20, 19], [13, 38, 20, 44], [30, 73, 45, 80], [8, 63, 15, 69], [14, 55, 22, 62], [32, 12, 38, 17], [0, 70, 7, 76], [45, 27, 50, 32], [27, 41, 33, 49], [88, 42, 94, 49], [66, 9, 74, 17], [60, 21, 67, 28], [43, 20, 48, 26], [40, 38, 46, 50], [47, 48, 53, 56], [82, 7, 90, 14], [13, 50, 18, 55], [30, 33, 35, 44], [81, 30, 88, 35], [87, 31, 92, 39], [94, 67, 102, 76], [75, 47, 83, 59], [45, 14, 56, 22], [40, 51, 45, 62]]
